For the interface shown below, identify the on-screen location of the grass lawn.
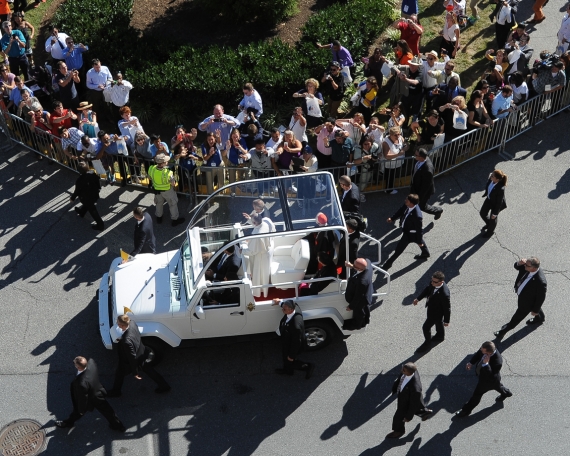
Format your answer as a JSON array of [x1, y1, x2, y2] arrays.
[[418, 0, 502, 95]]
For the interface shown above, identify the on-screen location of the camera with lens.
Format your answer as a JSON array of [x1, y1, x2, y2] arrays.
[[532, 52, 560, 74]]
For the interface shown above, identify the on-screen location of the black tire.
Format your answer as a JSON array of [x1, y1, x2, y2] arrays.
[[142, 337, 168, 366], [304, 320, 335, 351]]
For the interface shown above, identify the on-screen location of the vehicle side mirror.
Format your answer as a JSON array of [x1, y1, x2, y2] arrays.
[[193, 305, 205, 319]]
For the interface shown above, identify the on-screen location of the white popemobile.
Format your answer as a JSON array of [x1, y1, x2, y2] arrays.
[[98, 172, 389, 359]]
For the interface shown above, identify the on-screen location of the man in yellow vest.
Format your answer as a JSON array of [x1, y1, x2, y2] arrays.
[[148, 154, 185, 227]]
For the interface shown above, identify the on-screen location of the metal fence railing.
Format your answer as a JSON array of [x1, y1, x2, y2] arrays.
[[2, 82, 569, 201]]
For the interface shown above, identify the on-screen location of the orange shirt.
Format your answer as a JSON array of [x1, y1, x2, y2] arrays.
[[0, 0, 11, 15]]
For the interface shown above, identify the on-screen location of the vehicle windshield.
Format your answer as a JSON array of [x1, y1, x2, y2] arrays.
[[189, 172, 344, 276], [181, 239, 192, 298]]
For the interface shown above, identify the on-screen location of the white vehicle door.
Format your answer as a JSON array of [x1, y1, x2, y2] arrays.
[[190, 284, 247, 337]]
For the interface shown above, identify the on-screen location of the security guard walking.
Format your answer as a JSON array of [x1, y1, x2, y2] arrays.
[[147, 153, 185, 227]]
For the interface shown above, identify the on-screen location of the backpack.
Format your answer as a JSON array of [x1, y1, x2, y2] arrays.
[[344, 211, 367, 231]]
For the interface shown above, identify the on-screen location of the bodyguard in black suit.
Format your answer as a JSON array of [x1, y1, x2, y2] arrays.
[[70, 161, 104, 231], [107, 315, 171, 396], [130, 207, 156, 256], [480, 170, 507, 237], [386, 362, 432, 439], [205, 245, 242, 281], [300, 252, 337, 296], [339, 175, 360, 213], [410, 149, 443, 219], [273, 299, 315, 379], [495, 257, 548, 338], [343, 258, 373, 330], [337, 219, 360, 279], [413, 271, 451, 350], [455, 341, 512, 417], [55, 357, 125, 431], [382, 194, 430, 271]]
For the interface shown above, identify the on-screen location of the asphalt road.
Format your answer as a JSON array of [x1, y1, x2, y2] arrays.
[[1, 111, 569, 456], [1, 7, 570, 453]]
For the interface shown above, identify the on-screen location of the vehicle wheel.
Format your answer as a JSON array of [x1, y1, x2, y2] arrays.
[[304, 321, 335, 351], [142, 337, 168, 366]]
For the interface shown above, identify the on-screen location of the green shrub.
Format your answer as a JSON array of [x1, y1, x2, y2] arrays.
[[54, 0, 396, 125], [193, 0, 299, 27]]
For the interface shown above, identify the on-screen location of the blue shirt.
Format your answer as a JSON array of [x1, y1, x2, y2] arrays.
[[9, 86, 33, 105], [198, 115, 241, 144], [1, 30, 26, 58], [150, 142, 170, 158], [86, 65, 112, 91], [96, 135, 120, 155], [491, 93, 513, 119], [227, 137, 248, 165], [63, 45, 88, 70], [330, 45, 353, 67], [201, 144, 223, 167]]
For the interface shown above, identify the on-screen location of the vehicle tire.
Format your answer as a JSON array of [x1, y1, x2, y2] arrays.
[[142, 337, 168, 366], [304, 320, 335, 351]]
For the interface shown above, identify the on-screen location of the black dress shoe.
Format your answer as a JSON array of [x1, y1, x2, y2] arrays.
[[381, 263, 392, 271], [526, 318, 543, 325], [481, 231, 493, 238], [493, 330, 506, 338], [455, 410, 470, 418], [480, 226, 487, 232], [275, 368, 294, 376], [106, 390, 122, 398], [414, 254, 430, 260], [155, 386, 171, 394], [304, 363, 315, 380], [421, 409, 434, 421], [171, 217, 185, 227], [415, 341, 431, 353], [91, 224, 104, 231], [55, 420, 72, 428], [156, 216, 163, 224], [74, 207, 84, 217], [434, 210, 443, 220], [496, 392, 513, 402], [432, 337, 445, 343]]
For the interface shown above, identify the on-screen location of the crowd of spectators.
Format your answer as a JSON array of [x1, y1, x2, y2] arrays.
[[0, 1, 570, 200]]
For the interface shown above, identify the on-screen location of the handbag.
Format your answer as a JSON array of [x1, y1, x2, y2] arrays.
[[341, 66, 353, 84]]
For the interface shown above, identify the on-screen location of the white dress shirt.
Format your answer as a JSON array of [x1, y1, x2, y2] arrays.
[[44, 33, 69, 59]]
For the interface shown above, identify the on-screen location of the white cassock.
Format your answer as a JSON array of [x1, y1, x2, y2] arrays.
[[243, 222, 273, 297]]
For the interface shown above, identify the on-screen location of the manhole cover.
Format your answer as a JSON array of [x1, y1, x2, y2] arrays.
[[0, 419, 47, 456]]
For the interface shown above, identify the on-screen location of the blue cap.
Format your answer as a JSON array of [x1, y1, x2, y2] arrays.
[[303, 145, 313, 154]]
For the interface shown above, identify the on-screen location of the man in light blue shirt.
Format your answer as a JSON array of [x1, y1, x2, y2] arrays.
[[86, 58, 112, 121], [63, 37, 88, 71], [198, 104, 240, 144], [149, 134, 171, 159], [491, 85, 515, 119], [7, 77, 33, 112]]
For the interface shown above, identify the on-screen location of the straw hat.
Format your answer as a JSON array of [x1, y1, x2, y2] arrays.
[[77, 101, 93, 110]]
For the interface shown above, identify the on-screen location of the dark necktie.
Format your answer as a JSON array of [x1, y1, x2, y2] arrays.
[[57, 38, 65, 50], [515, 272, 529, 292], [397, 374, 405, 393]]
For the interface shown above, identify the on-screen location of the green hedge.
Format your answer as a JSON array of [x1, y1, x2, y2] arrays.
[[193, 0, 300, 27], [52, 0, 397, 124]]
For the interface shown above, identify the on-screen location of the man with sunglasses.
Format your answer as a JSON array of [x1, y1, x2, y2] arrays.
[[1, 21, 28, 78], [321, 61, 345, 118], [421, 51, 448, 112], [413, 271, 451, 352]]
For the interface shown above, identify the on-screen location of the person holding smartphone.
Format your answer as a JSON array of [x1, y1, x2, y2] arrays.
[[1, 21, 28, 78]]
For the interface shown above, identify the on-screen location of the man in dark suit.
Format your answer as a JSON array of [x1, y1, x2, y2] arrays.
[[480, 170, 507, 238], [386, 362, 432, 439], [205, 245, 242, 281], [272, 299, 315, 379], [300, 252, 337, 296], [130, 207, 156, 257], [70, 161, 104, 231], [106, 315, 171, 397], [382, 194, 430, 271], [455, 341, 512, 418], [337, 219, 360, 279], [410, 148, 443, 220], [413, 270, 451, 351], [429, 76, 467, 111], [494, 257, 547, 338], [305, 212, 336, 275], [339, 175, 360, 213], [55, 356, 125, 431], [343, 257, 373, 330]]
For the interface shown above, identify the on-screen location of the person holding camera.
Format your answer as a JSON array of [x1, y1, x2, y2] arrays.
[[288, 106, 307, 146], [392, 15, 423, 56], [86, 58, 112, 121], [1, 21, 28, 78], [293, 78, 324, 129], [198, 104, 240, 144], [531, 60, 566, 96], [506, 34, 533, 77], [320, 61, 345, 118], [62, 37, 88, 74], [55, 61, 80, 111], [382, 126, 408, 194]]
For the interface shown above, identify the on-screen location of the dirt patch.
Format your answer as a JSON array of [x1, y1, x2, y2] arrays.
[[129, 0, 319, 47]]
